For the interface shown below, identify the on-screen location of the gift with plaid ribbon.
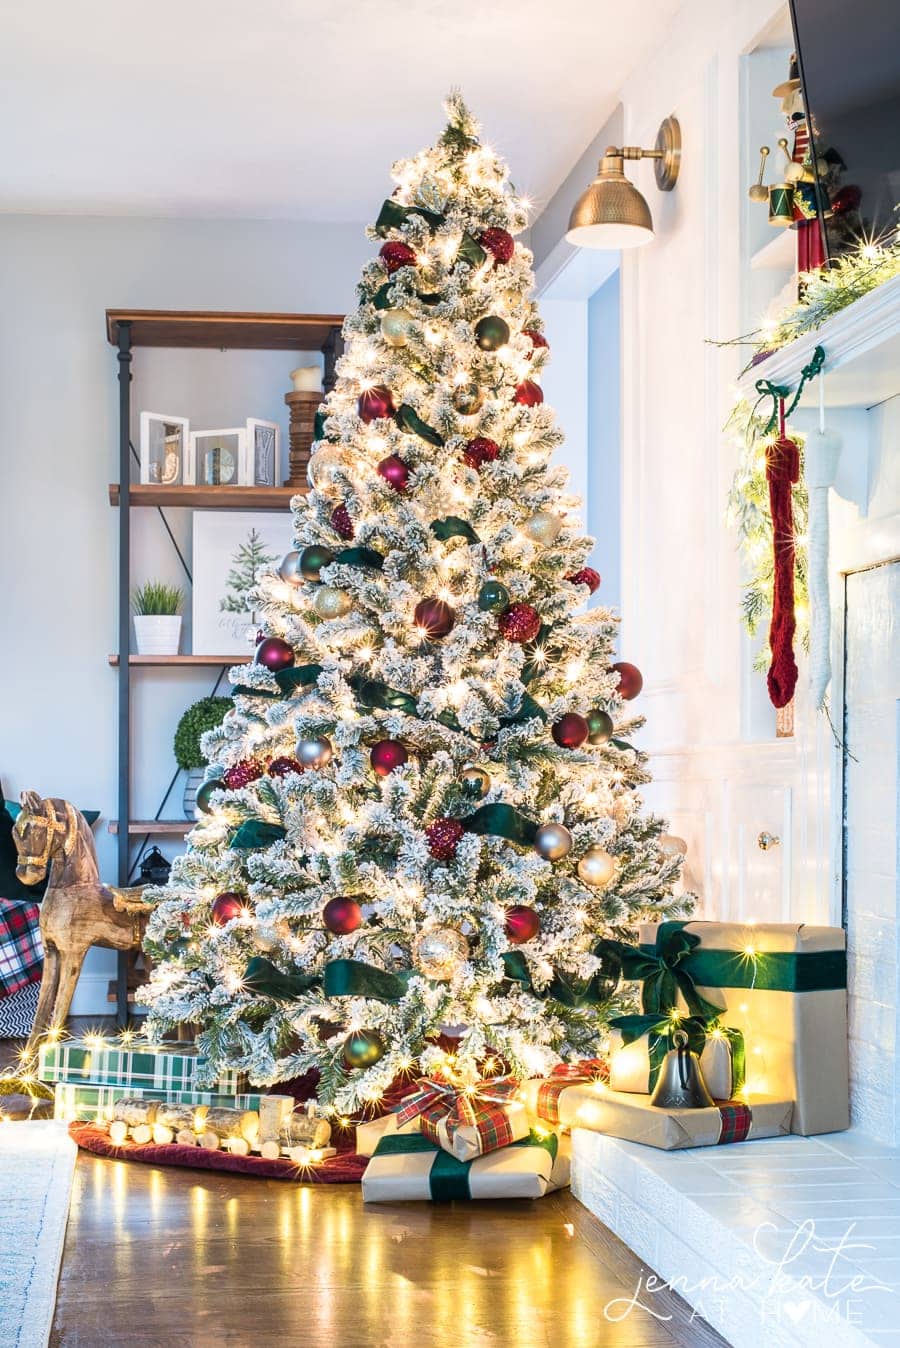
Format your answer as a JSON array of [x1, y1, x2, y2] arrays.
[[392, 1074, 531, 1162], [0, 897, 43, 996], [519, 1058, 608, 1128], [39, 1037, 247, 1094], [565, 1085, 793, 1150]]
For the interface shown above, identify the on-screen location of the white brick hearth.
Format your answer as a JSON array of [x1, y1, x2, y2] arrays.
[[572, 1127, 900, 1347]]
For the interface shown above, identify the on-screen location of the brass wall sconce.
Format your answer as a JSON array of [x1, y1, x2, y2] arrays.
[[566, 116, 682, 249]]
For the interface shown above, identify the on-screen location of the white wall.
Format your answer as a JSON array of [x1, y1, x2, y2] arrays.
[[0, 214, 369, 1011]]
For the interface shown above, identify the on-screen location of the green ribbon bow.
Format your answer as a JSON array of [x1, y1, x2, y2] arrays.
[[229, 820, 287, 849], [464, 802, 537, 847], [374, 198, 444, 236], [594, 929, 723, 1020], [334, 546, 384, 571], [395, 404, 444, 447], [753, 344, 825, 434], [609, 1012, 746, 1094]]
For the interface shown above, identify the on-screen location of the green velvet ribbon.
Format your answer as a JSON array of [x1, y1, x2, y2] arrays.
[[229, 820, 287, 849], [322, 958, 412, 1001], [396, 404, 444, 447], [464, 802, 537, 846], [753, 344, 825, 434], [374, 198, 444, 236], [373, 1130, 558, 1201], [501, 951, 614, 1008], [371, 282, 394, 312], [231, 663, 323, 700], [334, 546, 384, 570], [348, 675, 418, 717], [456, 233, 487, 270], [313, 409, 327, 441], [609, 1012, 747, 1093], [244, 956, 317, 1000], [641, 920, 847, 993], [431, 517, 480, 545], [594, 929, 723, 1020]]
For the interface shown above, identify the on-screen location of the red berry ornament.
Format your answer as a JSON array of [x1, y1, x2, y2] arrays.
[[522, 329, 549, 356], [223, 759, 264, 790], [414, 597, 456, 640], [323, 896, 363, 935], [255, 637, 295, 672], [359, 385, 395, 423], [514, 380, 544, 407], [330, 504, 354, 540], [370, 738, 408, 776], [267, 756, 304, 779], [425, 817, 465, 861], [377, 454, 409, 493], [479, 227, 515, 264], [611, 661, 643, 701], [504, 905, 540, 944], [498, 602, 541, 644], [211, 892, 245, 926], [462, 436, 500, 470], [380, 241, 417, 274], [552, 712, 590, 749], [566, 567, 601, 594]]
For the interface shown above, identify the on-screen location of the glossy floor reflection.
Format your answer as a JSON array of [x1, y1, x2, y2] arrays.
[[51, 1153, 727, 1347]]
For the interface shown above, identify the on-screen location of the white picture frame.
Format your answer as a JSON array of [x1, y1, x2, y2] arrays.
[[242, 418, 281, 487], [190, 428, 246, 488], [139, 412, 191, 486], [192, 510, 294, 654]]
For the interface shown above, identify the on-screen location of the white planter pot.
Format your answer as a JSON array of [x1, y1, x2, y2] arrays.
[[134, 614, 182, 656]]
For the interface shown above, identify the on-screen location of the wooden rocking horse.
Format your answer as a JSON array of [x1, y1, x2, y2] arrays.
[[12, 790, 156, 1053]]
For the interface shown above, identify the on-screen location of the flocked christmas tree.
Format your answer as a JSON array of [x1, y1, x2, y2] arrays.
[[142, 96, 690, 1112]]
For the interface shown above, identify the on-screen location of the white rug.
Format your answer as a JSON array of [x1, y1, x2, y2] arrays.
[[0, 1121, 77, 1348]]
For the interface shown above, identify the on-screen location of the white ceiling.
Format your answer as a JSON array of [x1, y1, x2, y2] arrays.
[[0, 0, 681, 222]]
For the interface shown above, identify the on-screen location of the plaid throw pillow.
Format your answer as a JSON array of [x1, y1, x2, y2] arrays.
[[0, 897, 43, 996]]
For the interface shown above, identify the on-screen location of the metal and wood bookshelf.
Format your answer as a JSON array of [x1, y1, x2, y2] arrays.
[[108, 308, 343, 1020]]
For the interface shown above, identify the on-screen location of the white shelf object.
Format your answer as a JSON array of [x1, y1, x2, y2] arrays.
[[750, 229, 796, 272], [740, 272, 900, 409]]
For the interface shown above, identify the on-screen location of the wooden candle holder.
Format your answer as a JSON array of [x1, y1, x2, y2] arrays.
[[284, 389, 322, 488]]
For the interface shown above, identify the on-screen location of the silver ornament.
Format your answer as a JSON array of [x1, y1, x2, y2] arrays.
[[314, 586, 352, 619], [295, 736, 333, 770], [659, 834, 688, 858], [534, 822, 573, 861], [412, 926, 469, 981], [278, 550, 304, 588], [576, 846, 618, 889], [307, 446, 348, 496], [523, 510, 562, 546], [380, 308, 413, 348]]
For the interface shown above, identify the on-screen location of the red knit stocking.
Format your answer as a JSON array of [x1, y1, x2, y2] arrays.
[[766, 418, 800, 709]]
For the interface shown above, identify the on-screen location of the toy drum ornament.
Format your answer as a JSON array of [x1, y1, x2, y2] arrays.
[[768, 183, 794, 227]]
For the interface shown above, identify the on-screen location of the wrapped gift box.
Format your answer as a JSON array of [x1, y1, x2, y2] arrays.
[[39, 1038, 247, 1095], [568, 1084, 793, 1150], [520, 1058, 608, 1128], [635, 921, 848, 1135], [362, 1131, 567, 1202], [608, 1017, 743, 1098], [53, 1082, 288, 1124], [356, 1111, 422, 1157], [421, 1097, 532, 1162]]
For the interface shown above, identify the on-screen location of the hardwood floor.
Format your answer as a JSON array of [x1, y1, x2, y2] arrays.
[[2, 1026, 727, 1348]]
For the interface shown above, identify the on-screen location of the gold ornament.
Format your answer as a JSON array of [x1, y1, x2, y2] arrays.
[[523, 511, 562, 546], [659, 834, 688, 857], [576, 846, 618, 888], [534, 822, 573, 861], [611, 796, 634, 827], [314, 586, 352, 619], [459, 764, 490, 798], [295, 736, 333, 770], [380, 308, 413, 348], [307, 446, 349, 496], [451, 381, 484, 416], [412, 926, 469, 981]]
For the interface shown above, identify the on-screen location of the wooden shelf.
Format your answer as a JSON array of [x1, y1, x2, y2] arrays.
[[108, 820, 193, 836], [108, 654, 252, 667], [109, 483, 301, 509], [750, 229, 796, 273], [106, 309, 343, 351]]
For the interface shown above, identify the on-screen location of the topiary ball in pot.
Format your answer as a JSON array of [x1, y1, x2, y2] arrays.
[[174, 696, 233, 819]]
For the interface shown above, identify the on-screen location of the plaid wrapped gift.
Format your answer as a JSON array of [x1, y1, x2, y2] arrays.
[[566, 1085, 793, 1150], [394, 1075, 531, 1162], [362, 1130, 564, 1202], [520, 1058, 609, 1127], [39, 1038, 247, 1094], [0, 897, 43, 995], [53, 1082, 287, 1124]]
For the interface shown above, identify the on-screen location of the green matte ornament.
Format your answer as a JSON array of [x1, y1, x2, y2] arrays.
[[195, 778, 225, 816], [474, 315, 510, 352], [299, 544, 335, 582], [343, 1028, 386, 1069], [586, 708, 614, 745], [477, 580, 510, 613]]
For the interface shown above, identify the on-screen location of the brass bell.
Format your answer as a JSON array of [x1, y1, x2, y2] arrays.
[[649, 1029, 715, 1110]]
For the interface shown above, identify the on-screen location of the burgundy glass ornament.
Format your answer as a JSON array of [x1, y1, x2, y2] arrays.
[[566, 567, 601, 594], [222, 759, 264, 790], [211, 892, 245, 926], [514, 379, 544, 407], [377, 454, 409, 493], [611, 661, 643, 700], [462, 436, 500, 470], [370, 738, 409, 776], [479, 227, 515, 264], [522, 329, 549, 356], [330, 503, 355, 540], [255, 637, 296, 672], [379, 241, 417, 274], [323, 896, 363, 935], [267, 756, 305, 779], [551, 712, 590, 749], [497, 602, 541, 644], [425, 817, 465, 860], [359, 385, 395, 423], [414, 597, 456, 639], [504, 905, 540, 944]]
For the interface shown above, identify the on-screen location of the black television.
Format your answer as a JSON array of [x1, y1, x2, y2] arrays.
[[789, 0, 900, 260]]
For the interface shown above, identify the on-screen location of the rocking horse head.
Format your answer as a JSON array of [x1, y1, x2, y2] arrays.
[[13, 790, 98, 889]]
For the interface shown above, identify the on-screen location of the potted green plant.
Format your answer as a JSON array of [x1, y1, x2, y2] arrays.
[[132, 580, 184, 656], [174, 696, 232, 818]]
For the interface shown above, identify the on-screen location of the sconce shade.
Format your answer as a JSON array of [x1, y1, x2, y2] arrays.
[[565, 151, 654, 249]]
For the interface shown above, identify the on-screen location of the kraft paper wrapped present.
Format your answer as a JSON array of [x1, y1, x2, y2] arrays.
[[355, 1110, 423, 1157], [520, 1058, 609, 1127], [608, 1016, 744, 1099], [53, 1082, 292, 1124], [361, 1130, 567, 1202], [569, 1085, 794, 1150], [396, 1075, 531, 1162], [39, 1037, 247, 1094], [601, 921, 848, 1135]]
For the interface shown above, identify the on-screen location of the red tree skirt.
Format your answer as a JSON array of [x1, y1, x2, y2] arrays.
[[69, 1122, 367, 1183]]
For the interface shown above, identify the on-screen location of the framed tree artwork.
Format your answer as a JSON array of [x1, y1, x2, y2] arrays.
[[192, 511, 294, 654]]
